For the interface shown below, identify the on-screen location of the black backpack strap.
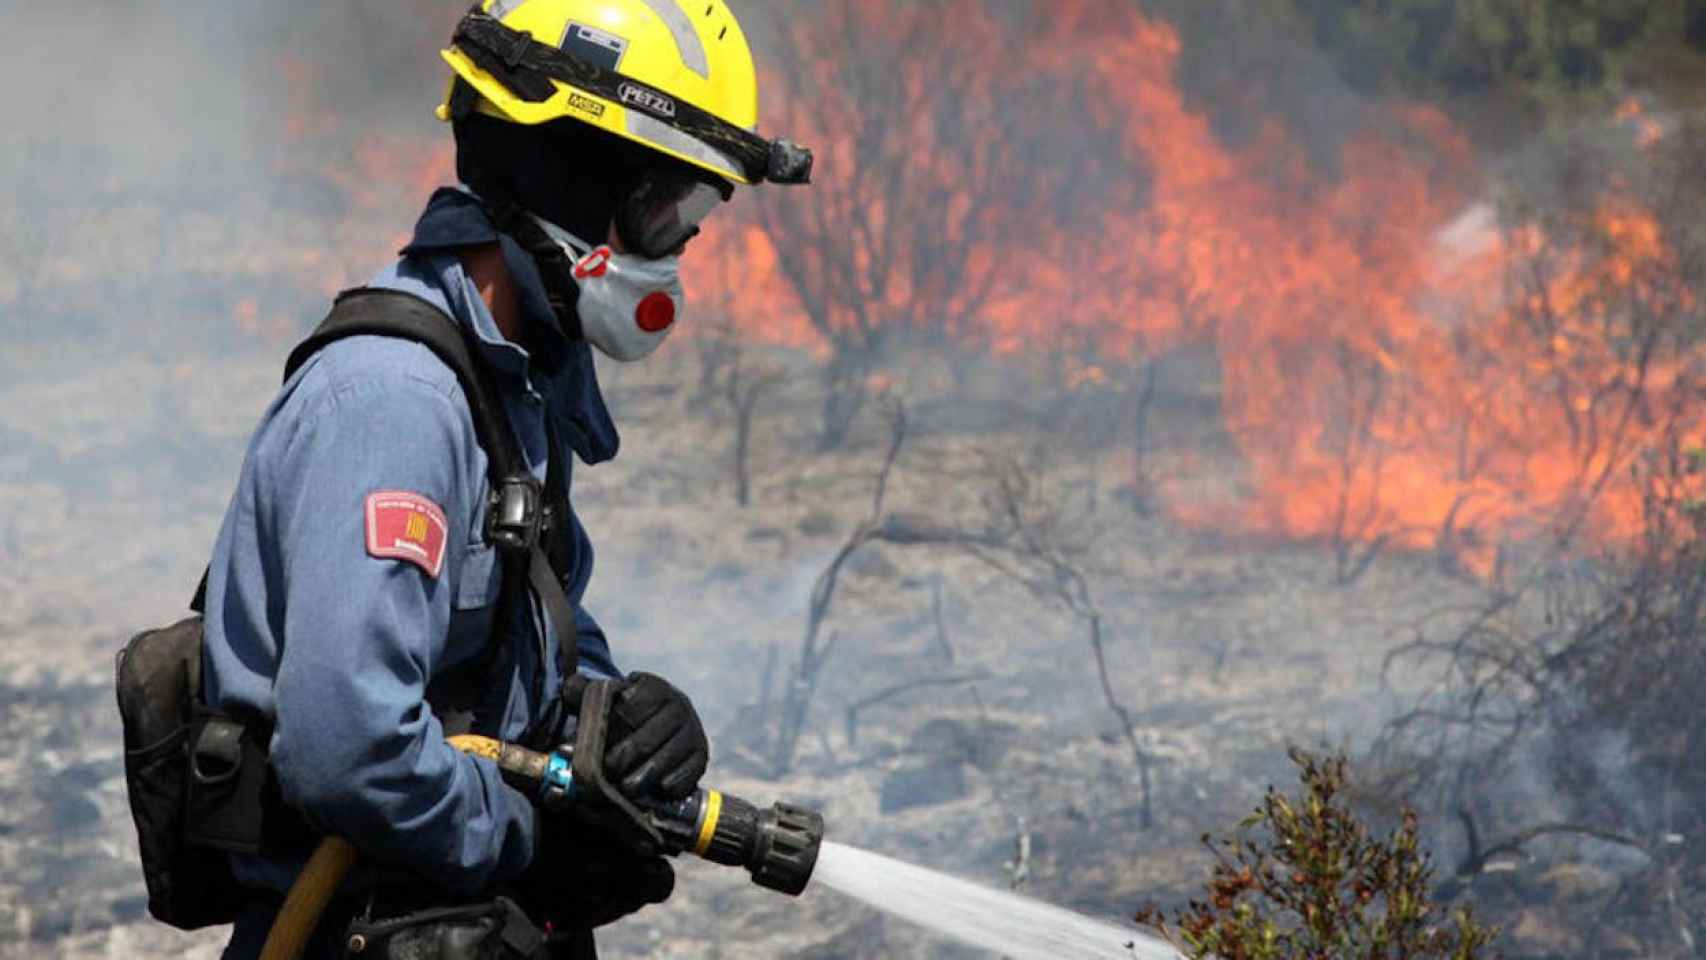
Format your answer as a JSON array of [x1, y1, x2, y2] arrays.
[[286, 288, 527, 482], [284, 287, 581, 726]]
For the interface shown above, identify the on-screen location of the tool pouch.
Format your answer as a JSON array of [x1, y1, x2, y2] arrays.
[[117, 615, 316, 929], [115, 615, 246, 929], [183, 708, 281, 854], [342, 897, 567, 959]]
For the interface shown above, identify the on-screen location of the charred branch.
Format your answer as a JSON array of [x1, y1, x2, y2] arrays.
[[1462, 820, 1647, 876], [724, 357, 785, 507], [843, 672, 988, 747], [691, 307, 740, 409], [1128, 354, 1161, 513], [768, 399, 980, 776], [1003, 816, 1032, 891], [963, 452, 1156, 828]]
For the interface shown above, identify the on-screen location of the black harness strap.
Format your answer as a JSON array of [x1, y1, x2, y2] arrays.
[[285, 289, 520, 479], [285, 288, 581, 733]]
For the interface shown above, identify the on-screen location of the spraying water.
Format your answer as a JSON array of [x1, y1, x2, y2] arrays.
[[811, 841, 1181, 959]]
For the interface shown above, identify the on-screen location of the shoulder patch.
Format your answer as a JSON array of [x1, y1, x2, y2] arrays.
[[365, 491, 449, 578]]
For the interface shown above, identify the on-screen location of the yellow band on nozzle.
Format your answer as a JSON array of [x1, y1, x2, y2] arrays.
[[694, 790, 723, 857]]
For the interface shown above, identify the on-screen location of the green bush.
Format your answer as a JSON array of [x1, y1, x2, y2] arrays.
[[1136, 749, 1497, 960]]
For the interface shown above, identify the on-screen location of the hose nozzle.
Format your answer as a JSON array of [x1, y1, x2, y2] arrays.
[[649, 789, 824, 896], [452, 736, 825, 896]]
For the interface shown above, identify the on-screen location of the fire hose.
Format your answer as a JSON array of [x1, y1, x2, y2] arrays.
[[258, 735, 824, 960]]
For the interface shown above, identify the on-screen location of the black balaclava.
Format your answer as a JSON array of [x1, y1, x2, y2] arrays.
[[452, 110, 657, 244], [451, 103, 688, 349]]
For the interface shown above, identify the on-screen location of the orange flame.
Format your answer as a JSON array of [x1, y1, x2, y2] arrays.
[[1614, 96, 1665, 149], [694, 2, 1696, 572], [287, 3, 1696, 572]]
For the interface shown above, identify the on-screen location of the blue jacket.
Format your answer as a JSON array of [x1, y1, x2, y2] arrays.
[[201, 188, 621, 899]]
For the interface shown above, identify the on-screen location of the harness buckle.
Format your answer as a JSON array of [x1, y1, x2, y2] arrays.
[[487, 476, 545, 555]]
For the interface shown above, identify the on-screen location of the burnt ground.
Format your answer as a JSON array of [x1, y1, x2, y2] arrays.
[[0, 323, 1574, 959]]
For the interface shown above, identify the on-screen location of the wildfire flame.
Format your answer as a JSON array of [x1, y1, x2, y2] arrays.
[[286, 2, 1696, 575], [1614, 96, 1666, 149]]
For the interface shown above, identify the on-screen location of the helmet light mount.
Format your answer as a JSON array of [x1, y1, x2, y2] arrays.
[[766, 139, 814, 186]]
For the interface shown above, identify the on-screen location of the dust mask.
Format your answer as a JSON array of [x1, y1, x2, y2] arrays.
[[533, 216, 683, 362]]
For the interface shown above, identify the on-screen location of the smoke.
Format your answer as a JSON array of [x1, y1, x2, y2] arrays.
[[0, 1, 468, 348], [1, 1, 454, 174]]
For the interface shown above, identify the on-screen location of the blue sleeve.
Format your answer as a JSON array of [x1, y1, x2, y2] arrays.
[[259, 372, 536, 895], [574, 605, 621, 680]]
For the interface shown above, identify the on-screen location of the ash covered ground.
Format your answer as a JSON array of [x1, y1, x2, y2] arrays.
[[0, 321, 1481, 957]]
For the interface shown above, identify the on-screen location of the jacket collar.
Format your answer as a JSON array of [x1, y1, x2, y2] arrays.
[[401, 186, 619, 465]]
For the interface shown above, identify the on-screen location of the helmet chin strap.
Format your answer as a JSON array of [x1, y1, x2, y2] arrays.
[[466, 173, 587, 343]]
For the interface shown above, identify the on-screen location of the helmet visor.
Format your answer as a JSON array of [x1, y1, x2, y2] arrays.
[[616, 172, 730, 259]]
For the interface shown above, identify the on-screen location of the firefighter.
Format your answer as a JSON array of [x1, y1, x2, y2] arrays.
[[196, 2, 809, 956]]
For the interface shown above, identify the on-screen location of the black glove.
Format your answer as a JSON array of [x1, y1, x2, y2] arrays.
[[513, 816, 675, 930], [602, 672, 708, 801]]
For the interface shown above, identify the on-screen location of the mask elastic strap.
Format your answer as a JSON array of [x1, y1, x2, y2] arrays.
[[467, 176, 586, 341], [531, 217, 596, 262]]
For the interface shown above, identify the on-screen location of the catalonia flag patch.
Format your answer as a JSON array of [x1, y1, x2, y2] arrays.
[[365, 490, 449, 578]]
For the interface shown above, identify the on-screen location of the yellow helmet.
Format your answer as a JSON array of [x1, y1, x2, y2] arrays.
[[439, 0, 810, 187]]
